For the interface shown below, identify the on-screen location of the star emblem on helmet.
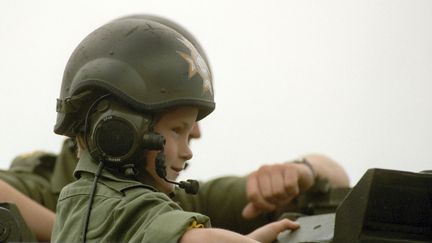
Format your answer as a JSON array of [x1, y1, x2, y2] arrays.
[[176, 36, 213, 95]]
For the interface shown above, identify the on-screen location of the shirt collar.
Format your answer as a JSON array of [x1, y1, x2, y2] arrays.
[[74, 150, 159, 193], [50, 139, 78, 193]]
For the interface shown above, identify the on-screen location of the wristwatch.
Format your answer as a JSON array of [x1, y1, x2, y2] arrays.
[[293, 158, 316, 179]]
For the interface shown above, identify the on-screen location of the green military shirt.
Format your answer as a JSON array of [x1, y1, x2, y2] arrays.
[[2, 139, 334, 237], [0, 139, 77, 211], [52, 151, 211, 242], [0, 139, 272, 234], [174, 176, 271, 234]]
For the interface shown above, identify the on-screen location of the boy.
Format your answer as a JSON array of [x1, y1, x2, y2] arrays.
[[0, 14, 350, 241], [51, 15, 302, 242]]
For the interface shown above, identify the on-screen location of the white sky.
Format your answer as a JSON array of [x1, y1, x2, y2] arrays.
[[0, 0, 431, 185]]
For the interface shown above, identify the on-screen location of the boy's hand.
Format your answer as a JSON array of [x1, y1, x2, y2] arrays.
[[247, 218, 299, 243], [242, 162, 315, 219]]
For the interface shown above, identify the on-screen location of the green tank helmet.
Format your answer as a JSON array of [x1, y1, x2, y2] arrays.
[[116, 14, 212, 68], [55, 15, 215, 137]]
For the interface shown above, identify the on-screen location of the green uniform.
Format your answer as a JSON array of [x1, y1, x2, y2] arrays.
[[0, 139, 77, 211], [174, 176, 271, 234], [53, 151, 212, 242], [2, 139, 339, 238], [0, 139, 273, 235], [1, 140, 339, 241]]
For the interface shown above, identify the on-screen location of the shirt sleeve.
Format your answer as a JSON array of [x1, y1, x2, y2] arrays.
[[118, 189, 211, 242], [141, 210, 210, 242], [53, 178, 211, 243], [0, 152, 58, 211], [174, 176, 271, 234]]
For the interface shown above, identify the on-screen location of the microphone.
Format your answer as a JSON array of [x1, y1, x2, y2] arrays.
[[155, 152, 199, 194]]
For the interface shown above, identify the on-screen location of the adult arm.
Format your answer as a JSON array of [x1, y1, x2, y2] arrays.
[[0, 149, 67, 241], [242, 153, 350, 219], [0, 179, 55, 241], [304, 153, 350, 187], [176, 153, 350, 233]]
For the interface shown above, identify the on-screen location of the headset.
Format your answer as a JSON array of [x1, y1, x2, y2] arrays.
[[85, 96, 199, 192], [86, 98, 156, 169]]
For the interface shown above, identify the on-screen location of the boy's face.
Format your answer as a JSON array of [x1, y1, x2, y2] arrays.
[[145, 106, 199, 193]]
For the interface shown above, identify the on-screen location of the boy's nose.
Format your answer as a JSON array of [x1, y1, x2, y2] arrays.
[[181, 144, 193, 161]]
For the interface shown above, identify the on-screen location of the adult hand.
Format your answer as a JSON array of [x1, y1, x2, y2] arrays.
[[242, 162, 315, 219]]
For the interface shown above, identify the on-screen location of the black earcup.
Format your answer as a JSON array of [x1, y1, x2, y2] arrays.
[[94, 116, 136, 161], [86, 99, 159, 167]]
